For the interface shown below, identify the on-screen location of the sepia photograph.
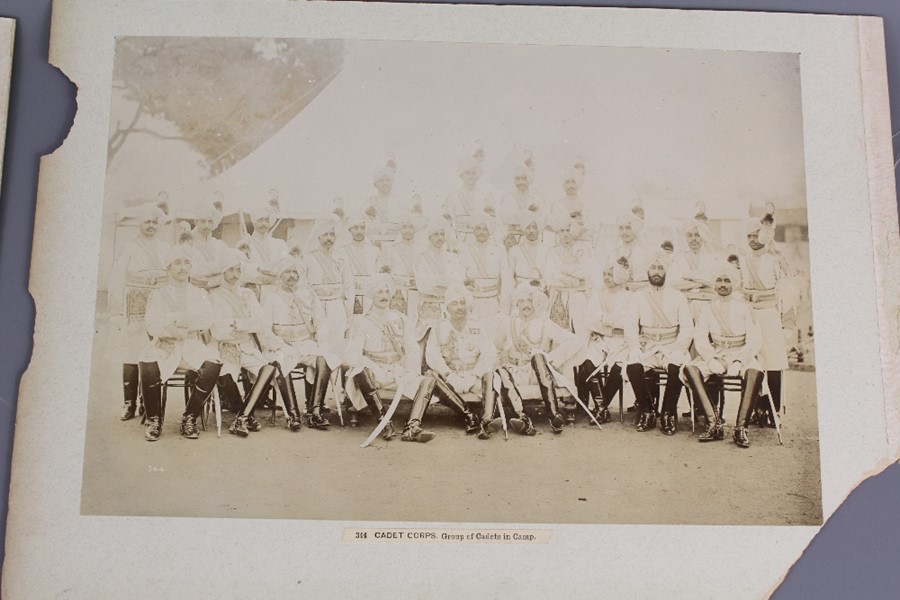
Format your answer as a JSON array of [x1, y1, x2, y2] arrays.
[[79, 35, 822, 525]]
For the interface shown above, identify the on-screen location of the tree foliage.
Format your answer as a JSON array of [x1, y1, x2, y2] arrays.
[[109, 37, 344, 175]]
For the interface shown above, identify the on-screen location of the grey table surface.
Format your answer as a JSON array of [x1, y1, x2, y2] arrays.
[[0, 1, 898, 597]]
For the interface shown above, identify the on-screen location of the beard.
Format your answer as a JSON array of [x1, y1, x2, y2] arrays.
[[649, 274, 666, 287]]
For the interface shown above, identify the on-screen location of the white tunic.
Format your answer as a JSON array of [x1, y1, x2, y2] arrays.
[[138, 283, 219, 381], [691, 297, 762, 377], [459, 240, 509, 331], [209, 284, 269, 380], [544, 245, 591, 335], [303, 248, 354, 355], [738, 250, 789, 370], [583, 286, 631, 368], [625, 286, 694, 368], [107, 236, 170, 362], [245, 232, 288, 286], [258, 286, 340, 371], [507, 240, 547, 287], [414, 247, 463, 332], [339, 240, 382, 313], [425, 317, 497, 395], [670, 249, 718, 320], [494, 315, 582, 385]]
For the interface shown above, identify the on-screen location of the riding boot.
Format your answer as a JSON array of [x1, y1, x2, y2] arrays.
[[138, 362, 162, 441], [230, 364, 276, 437], [684, 366, 723, 442], [627, 363, 655, 431], [659, 363, 683, 435], [181, 361, 221, 439], [532, 355, 564, 433], [306, 357, 332, 429], [587, 374, 610, 423], [734, 368, 764, 448], [273, 363, 303, 431], [402, 376, 437, 443], [601, 364, 623, 409], [354, 368, 395, 440], [217, 374, 243, 414], [478, 373, 496, 440], [120, 363, 139, 421], [430, 371, 479, 434]]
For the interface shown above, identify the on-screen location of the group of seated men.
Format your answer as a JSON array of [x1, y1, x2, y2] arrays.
[[108, 159, 793, 449]]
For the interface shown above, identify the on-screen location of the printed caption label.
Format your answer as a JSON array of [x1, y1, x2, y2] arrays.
[[343, 528, 551, 544]]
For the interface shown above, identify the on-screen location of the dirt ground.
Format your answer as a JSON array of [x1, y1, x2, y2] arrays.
[[81, 321, 823, 526]]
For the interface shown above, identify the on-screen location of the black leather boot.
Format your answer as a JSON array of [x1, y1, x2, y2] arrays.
[[402, 376, 437, 443], [659, 363, 683, 436], [734, 369, 764, 448], [121, 363, 139, 421], [532, 355, 564, 433], [306, 357, 332, 429], [138, 362, 162, 441], [230, 364, 276, 437], [478, 373, 496, 440], [430, 370, 480, 434], [684, 366, 723, 442], [273, 363, 303, 431], [354, 368, 396, 440], [182, 361, 222, 439], [627, 363, 654, 432], [217, 374, 243, 415]]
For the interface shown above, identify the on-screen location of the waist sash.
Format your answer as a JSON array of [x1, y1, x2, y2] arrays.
[[639, 325, 679, 344]]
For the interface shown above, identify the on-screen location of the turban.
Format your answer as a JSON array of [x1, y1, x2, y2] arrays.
[[562, 169, 584, 188], [372, 167, 395, 184], [469, 214, 498, 239], [444, 282, 473, 307], [310, 216, 341, 240], [345, 208, 369, 227], [711, 262, 740, 285], [513, 166, 534, 183], [647, 250, 673, 270], [743, 217, 764, 237], [423, 218, 449, 239], [616, 212, 645, 237], [220, 249, 247, 272], [457, 156, 482, 176], [366, 273, 396, 297], [273, 256, 303, 276], [683, 218, 711, 243], [251, 202, 279, 222], [194, 203, 223, 230], [513, 282, 549, 316], [505, 209, 544, 230], [165, 245, 195, 266], [550, 212, 574, 234], [131, 201, 165, 222]]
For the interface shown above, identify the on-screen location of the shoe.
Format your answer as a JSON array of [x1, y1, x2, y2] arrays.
[[144, 417, 161, 442], [595, 407, 612, 424], [180, 415, 199, 439], [349, 410, 359, 428], [477, 424, 491, 440], [698, 420, 724, 442], [121, 404, 137, 421], [464, 415, 481, 435], [626, 404, 637, 413], [485, 418, 504, 434], [520, 416, 537, 436], [401, 421, 436, 443], [288, 415, 303, 431], [381, 420, 397, 441], [246, 415, 262, 432], [307, 413, 330, 429], [508, 418, 524, 434], [550, 413, 565, 434], [661, 412, 677, 436], [229, 416, 249, 438], [645, 411, 658, 430], [733, 426, 751, 448], [636, 412, 651, 432]]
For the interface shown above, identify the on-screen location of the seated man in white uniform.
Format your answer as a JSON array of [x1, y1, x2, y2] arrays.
[[209, 249, 278, 436], [137, 246, 222, 441], [344, 274, 442, 443], [494, 284, 582, 434], [424, 283, 496, 440], [624, 254, 694, 435], [575, 263, 631, 424], [414, 219, 462, 335], [339, 211, 382, 315], [506, 211, 547, 288], [683, 263, 765, 448], [259, 257, 342, 431]]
